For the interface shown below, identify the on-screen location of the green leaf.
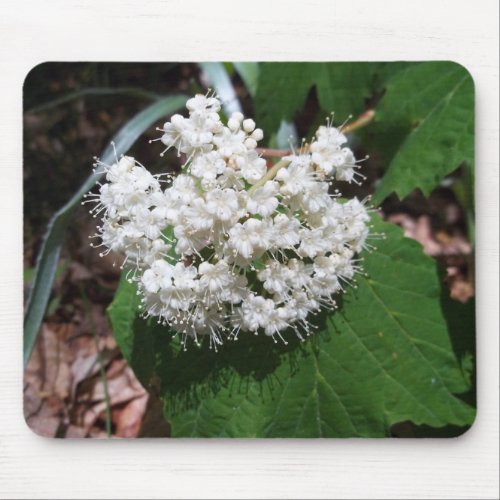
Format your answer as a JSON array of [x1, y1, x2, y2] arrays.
[[23, 95, 188, 368], [255, 62, 375, 134], [109, 216, 475, 437], [233, 62, 260, 97], [108, 274, 157, 388], [373, 61, 474, 203], [371, 62, 415, 92]]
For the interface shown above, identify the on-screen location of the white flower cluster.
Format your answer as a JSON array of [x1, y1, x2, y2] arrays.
[[88, 94, 371, 349]]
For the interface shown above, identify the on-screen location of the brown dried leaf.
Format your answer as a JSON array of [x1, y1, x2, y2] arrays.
[[70, 352, 100, 399], [26, 413, 60, 437], [65, 425, 87, 438], [68, 261, 93, 282], [113, 394, 149, 438], [25, 324, 72, 403]]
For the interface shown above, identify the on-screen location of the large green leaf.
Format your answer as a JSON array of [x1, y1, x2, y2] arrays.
[[373, 61, 474, 203], [254, 62, 376, 133], [23, 95, 188, 367], [233, 62, 260, 97], [109, 216, 475, 437], [107, 274, 157, 387]]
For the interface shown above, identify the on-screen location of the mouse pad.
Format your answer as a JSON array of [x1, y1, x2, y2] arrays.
[[23, 61, 476, 438]]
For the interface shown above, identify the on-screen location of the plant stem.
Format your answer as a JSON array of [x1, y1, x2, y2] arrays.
[[256, 148, 291, 158], [79, 285, 112, 437], [248, 158, 291, 194], [340, 109, 376, 134]]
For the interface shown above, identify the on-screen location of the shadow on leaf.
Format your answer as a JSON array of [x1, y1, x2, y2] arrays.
[[129, 310, 335, 415]]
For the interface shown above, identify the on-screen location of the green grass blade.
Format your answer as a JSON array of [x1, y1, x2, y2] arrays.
[[23, 94, 188, 368], [26, 87, 160, 114]]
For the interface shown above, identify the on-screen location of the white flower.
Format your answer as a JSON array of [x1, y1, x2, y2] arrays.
[[160, 114, 188, 153], [105, 156, 135, 182], [89, 94, 371, 348], [245, 218, 273, 251], [313, 255, 337, 279], [186, 94, 221, 119], [171, 262, 197, 289], [212, 127, 247, 159], [288, 290, 319, 321], [241, 295, 275, 332], [237, 151, 267, 184], [315, 125, 347, 146], [189, 151, 226, 181], [133, 207, 164, 240], [298, 228, 328, 258], [205, 188, 240, 222], [171, 175, 199, 204], [216, 166, 245, 190], [131, 166, 159, 191], [264, 307, 290, 339], [286, 259, 313, 289], [257, 261, 289, 295], [222, 274, 248, 304], [246, 181, 279, 217], [142, 239, 171, 267], [309, 274, 341, 297], [276, 157, 317, 196], [198, 260, 232, 294], [183, 198, 214, 231], [297, 181, 331, 214], [142, 260, 174, 294], [227, 222, 254, 259], [271, 214, 301, 248], [173, 223, 210, 255]]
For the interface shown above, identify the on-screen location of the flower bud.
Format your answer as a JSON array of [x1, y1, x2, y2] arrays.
[[251, 128, 264, 141], [242, 119, 256, 133], [227, 118, 240, 131]]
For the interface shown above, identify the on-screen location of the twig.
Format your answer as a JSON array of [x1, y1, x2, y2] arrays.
[[249, 110, 376, 193], [248, 158, 291, 194], [256, 148, 291, 158]]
